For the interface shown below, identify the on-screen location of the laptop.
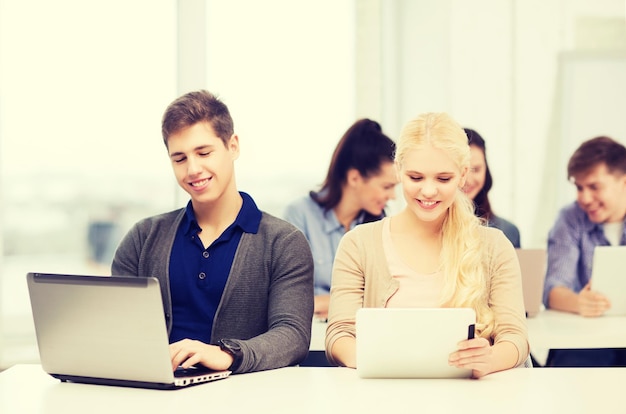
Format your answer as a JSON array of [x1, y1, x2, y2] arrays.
[[515, 248, 547, 317], [590, 246, 626, 316], [26, 272, 231, 389], [355, 307, 476, 379]]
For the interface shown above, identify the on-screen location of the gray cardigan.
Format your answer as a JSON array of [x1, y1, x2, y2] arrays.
[[111, 208, 314, 374]]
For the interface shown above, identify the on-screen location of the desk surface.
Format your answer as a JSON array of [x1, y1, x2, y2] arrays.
[[2, 364, 625, 414], [527, 309, 626, 349], [310, 319, 326, 351]]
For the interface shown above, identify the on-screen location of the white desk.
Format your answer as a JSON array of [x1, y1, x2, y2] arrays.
[[527, 309, 626, 349], [527, 309, 626, 365], [309, 319, 326, 351], [2, 364, 626, 414]]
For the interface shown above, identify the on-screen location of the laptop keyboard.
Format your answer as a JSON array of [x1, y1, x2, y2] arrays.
[[174, 365, 213, 378]]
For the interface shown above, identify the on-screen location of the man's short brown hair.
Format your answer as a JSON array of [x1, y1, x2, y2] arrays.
[[567, 136, 626, 180], [161, 90, 234, 148]]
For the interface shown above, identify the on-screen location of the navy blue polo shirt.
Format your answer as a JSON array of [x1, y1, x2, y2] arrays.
[[168, 192, 261, 344]]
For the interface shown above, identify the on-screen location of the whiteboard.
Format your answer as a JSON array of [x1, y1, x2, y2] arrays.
[[557, 52, 626, 208]]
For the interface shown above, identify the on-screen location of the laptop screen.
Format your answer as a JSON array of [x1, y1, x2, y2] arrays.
[[27, 272, 229, 388]]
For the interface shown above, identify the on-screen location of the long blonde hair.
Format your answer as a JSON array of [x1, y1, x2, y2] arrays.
[[395, 112, 494, 339]]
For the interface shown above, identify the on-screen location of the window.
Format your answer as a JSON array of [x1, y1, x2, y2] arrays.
[[0, 0, 356, 368], [0, 0, 177, 367]]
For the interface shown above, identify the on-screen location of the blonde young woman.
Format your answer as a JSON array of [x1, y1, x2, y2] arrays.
[[325, 112, 529, 378]]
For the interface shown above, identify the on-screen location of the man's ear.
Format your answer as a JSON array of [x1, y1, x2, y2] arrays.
[[228, 134, 240, 160]]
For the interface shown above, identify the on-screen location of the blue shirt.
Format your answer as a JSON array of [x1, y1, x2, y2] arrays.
[[284, 195, 373, 295], [168, 192, 261, 343], [543, 201, 626, 306]]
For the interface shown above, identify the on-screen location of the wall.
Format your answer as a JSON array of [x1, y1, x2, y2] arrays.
[[204, 0, 357, 217], [367, 0, 626, 247]]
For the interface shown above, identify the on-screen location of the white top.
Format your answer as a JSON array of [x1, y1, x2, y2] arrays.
[[2, 364, 626, 414], [603, 222, 623, 246]]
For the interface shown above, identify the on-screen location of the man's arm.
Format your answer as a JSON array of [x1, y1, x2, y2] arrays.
[[544, 205, 611, 316], [544, 206, 585, 309], [548, 285, 582, 314], [212, 218, 314, 373], [549, 284, 611, 317], [259, 225, 314, 368]]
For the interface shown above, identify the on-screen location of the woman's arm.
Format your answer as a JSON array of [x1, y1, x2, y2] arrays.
[[325, 230, 368, 367], [483, 230, 530, 371], [329, 336, 357, 368]]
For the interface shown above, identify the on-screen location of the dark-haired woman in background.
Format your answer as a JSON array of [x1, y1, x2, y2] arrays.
[[463, 128, 521, 247], [284, 119, 398, 319]]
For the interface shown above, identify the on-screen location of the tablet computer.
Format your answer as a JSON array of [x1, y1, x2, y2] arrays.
[[591, 246, 626, 316], [356, 307, 476, 379]]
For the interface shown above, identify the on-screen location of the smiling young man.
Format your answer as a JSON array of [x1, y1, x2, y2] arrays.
[[543, 136, 626, 366], [112, 90, 314, 374]]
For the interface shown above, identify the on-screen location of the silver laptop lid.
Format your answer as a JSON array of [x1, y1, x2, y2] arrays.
[[27, 273, 177, 385]]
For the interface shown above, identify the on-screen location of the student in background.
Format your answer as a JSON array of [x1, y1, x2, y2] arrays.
[[462, 128, 521, 247], [543, 136, 626, 366], [284, 118, 398, 320], [112, 90, 314, 374], [325, 112, 529, 378]]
